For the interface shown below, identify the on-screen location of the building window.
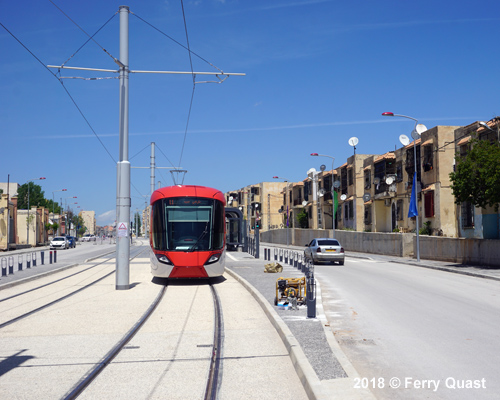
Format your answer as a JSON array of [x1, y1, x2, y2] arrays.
[[364, 170, 371, 189], [345, 200, 354, 220], [364, 204, 372, 224], [348, 168, 353, 186], [397, 199, 404, 221], [341, 168, 348, 194], [461, 201, 474, 228], [405, 145, 421, 184], [424, 191, 435, 217], [396, 162, 403, 182], [423, 145, 433, 172]]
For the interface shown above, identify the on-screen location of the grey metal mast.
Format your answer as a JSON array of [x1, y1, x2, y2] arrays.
[[116, 5, 130, 290], [48, 5, 244, 290]]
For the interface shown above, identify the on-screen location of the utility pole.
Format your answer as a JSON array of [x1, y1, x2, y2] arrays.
[[49, 6, 244, 290]]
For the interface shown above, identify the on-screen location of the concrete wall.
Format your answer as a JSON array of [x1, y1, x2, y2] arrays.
[[261, 228, 500, 267]]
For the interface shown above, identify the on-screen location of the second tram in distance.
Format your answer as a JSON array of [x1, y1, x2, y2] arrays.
[[150, 185, 226, 279]]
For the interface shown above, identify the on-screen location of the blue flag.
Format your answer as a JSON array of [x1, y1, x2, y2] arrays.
[[408, 172, 418, 218]]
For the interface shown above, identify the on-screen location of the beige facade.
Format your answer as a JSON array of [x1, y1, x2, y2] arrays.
[[264, 125, 464, 238], [0, 194, 15, 250], [225, 181, 287, 232], [79, 210, 96, 235]]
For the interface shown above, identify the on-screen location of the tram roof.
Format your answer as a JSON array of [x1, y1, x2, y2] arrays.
[[151, 185, 226, 205]]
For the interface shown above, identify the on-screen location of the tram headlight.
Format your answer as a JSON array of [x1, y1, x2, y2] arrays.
[[205, 253, 221, 265], [156, 254, 173, 265]]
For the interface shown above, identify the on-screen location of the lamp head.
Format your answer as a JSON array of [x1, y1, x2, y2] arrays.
[[310, 153, 319, 156], [382, 112, 394, 117], [272, 176, 279, 179]]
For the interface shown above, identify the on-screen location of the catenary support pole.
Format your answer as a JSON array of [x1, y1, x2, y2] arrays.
[[116, 5, 131, 290]]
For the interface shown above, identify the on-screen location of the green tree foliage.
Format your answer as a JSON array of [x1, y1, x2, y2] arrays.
[[450, 136, 500, 211], [296, 209, 309, 228], [134, 212, 142, 237], [17, 182, 46, 210], [16, 182, 63, 213]]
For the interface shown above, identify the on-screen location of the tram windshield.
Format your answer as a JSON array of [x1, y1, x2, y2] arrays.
[[152, 197, 225, 251]]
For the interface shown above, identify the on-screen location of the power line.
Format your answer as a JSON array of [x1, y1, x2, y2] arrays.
[[0, 20, 116, 163], [48, 0, 120, 67]]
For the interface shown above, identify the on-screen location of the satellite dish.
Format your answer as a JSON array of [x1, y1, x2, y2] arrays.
[[399, 134, 410, 146], [363, 193, 371, 202], [348, 137, 359, 147], [385, 176, 394, 185], [229, 196, 233, 201], [374, 177, 380, 185], [302, 201, 308, 206], [411, 124, 427, 140], [340, 194, 347, 201], [254, 203, 259, 209], [333, 181, 340, 188], [320, 164, 326, 172], [416, 124, 427, 134], [318, 188, 325, 196]]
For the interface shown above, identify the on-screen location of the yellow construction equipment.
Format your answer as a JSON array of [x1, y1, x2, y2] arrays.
[[274, 276, 306, 306]]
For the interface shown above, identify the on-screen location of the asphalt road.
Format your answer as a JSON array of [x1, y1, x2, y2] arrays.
[[316, 256, 500, 399]]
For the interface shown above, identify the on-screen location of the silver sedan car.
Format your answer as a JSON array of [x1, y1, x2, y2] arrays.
[[304, 238, 345, 265]]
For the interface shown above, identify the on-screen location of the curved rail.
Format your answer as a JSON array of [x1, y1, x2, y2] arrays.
[[63, 284, 167, 400], [205, 283, 223, 400]]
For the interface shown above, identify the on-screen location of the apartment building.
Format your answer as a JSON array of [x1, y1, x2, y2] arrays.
[[225, 181, 287, 232], [453, 118, 500, 239], [79, 210, 96, 235]]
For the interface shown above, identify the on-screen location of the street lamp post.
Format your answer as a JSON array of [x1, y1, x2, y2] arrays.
[[382, 112, 422, 262], [479, 120, 500, 142], [26, 177, 46, 247], [311, 153, 336, 239], [273, 176, 291, 246], [52, 189, 67, 236]]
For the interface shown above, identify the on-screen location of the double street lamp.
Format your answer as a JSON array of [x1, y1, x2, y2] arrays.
[[27, 177, 46, 246], [382, 112, 423, 262], [273, 176, 291, 246], [310, 153, 336, 239]]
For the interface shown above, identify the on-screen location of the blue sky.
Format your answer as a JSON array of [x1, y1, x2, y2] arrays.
[[1, 0, 499, 226]]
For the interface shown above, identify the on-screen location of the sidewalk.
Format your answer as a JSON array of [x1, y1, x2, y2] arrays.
[[225, 250, 374, 399]]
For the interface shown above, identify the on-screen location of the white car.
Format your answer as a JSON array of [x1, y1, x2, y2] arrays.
[[50, 236, 69, 250]]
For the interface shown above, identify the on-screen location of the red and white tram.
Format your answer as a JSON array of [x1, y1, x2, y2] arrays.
[[150, 185, 226, 278]]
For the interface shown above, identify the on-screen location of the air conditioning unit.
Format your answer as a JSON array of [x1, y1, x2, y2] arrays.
[[384, 199, 391, 207]]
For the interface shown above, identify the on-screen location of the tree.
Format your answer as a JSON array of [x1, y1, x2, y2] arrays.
[[17, 182, 46, 210], [296, 209, 309, 228], [450, 136, 500, 211], [134, 211, 142, 237]]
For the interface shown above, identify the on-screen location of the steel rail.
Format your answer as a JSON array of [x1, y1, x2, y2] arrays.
[[205, 284, 223, 400], [63, 284, 167, 400]]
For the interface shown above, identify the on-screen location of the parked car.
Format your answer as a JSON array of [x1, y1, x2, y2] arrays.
[[304, 238, 345, 265], [50, 236, 69, 250], [66, 236, 76, 248], [82, 234, 96, 242]]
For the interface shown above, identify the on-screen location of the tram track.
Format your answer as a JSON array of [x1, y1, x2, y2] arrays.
[[62, 281, 224, 400], [0, 246, 148, 330]]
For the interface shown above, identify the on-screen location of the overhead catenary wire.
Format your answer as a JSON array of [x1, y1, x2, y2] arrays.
[[0, 20, 117, 165], [178, 0, 196, 169], [48, 0, 121, 68]]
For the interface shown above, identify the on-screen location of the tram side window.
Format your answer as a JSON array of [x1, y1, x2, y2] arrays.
[[152, 202, 166, 250], [213, 201, 225, 250]]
